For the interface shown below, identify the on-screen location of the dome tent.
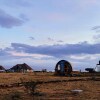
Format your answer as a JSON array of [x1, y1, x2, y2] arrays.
[[55, 60, 73, 76]]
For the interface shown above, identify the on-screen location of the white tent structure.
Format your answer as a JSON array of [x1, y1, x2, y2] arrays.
[[95, 61, 100, 72]]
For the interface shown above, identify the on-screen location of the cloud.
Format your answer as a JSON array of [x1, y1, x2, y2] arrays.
[[93, 34, 100, 39], [9, 42, 100, 58], [57, 40, 64, 43], [70, 54, 98, 60], [50, 0, 98, 10], [47, 38, 63, 43], [92, 26, 100, 33], [8, 51, 53, 60], [47, 38, 64, 43], [29, 37, 35, 40], [79, 0, 98, 6], [0, 9, 24, 28], [46, 12, 69, 22], [0, 49, 10, 56], [92, 26, 100, 30], [47, 37, 54, 41], [93, 34, 100, 43]]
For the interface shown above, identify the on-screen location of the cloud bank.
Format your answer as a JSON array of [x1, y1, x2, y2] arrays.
[[7, 42, 100, 57]]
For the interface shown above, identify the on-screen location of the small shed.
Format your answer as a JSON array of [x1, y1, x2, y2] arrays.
[[0, 65, 5, 72], [10, 63, 33, 73], [55, 60, 73, 76]]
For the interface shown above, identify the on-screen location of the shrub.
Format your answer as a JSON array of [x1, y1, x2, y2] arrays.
[[3, 91, 22, 100], [20, 78, 40, 95]]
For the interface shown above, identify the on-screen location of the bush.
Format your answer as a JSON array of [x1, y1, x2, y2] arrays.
[[20, 78, 40, 95], [3, 91, 22, 100]]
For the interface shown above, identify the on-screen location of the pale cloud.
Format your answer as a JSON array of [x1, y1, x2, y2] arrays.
[[70, 54, 99, 60], [25, 27, 35, 33], [80, 0, 98, 5], [92, 26, 100, 33], [93, 34, 100, 43], [47, 13, 68, 22], [93, 34, 100, 39], [92, 26, 100, 30], [8, 51, 53, 59], [51, 0, 98, 9], [47, 37, 54, 41], [57, 40, 64, 43]]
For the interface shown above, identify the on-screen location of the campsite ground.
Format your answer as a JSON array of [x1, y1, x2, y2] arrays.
[[0, 72, 100, 100]]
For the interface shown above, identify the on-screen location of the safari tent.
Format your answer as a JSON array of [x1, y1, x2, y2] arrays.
[[10, 63, 33, 73], [0, 65, 5, 72]]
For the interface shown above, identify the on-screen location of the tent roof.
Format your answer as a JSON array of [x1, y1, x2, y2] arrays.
[[11, 63, 33, 70], [0, 65, 5, 70]]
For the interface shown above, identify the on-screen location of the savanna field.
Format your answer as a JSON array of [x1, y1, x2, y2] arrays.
[[0, 72, 100, 100]]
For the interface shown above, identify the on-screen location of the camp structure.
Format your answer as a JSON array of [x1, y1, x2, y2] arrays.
[[55, 60, 73, 76], [10, 63, 33, 73], [85, 68, 95, 73], [85, 61, 100, 73], [95, 60, 100, 72], [0, 65, 5, 72]]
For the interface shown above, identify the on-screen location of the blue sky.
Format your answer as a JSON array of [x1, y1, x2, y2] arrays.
[[0, 0, 100, 71]]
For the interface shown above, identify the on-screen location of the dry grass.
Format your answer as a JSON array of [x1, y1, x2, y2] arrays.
[[0, 72, 100, 100]]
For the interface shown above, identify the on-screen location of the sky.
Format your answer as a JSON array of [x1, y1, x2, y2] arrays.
[[0, 0, 100, 71]]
